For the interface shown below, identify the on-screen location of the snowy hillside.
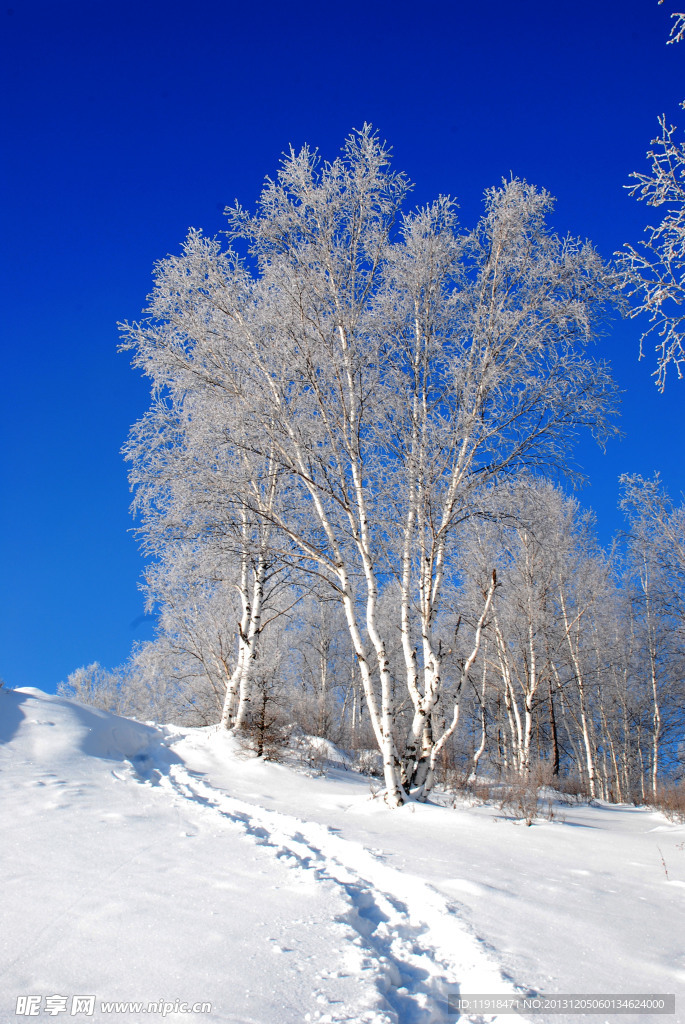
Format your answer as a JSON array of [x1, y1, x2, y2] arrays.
[[1, 688, 683, 1024]]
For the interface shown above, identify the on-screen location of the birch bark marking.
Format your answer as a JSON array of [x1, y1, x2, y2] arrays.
[[233, 549, 266, 731]]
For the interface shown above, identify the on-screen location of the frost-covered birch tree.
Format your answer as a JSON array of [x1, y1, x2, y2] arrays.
[[619, 472, 685, 793], [617, 8, 685, 388], [122, 366, 292, 733], [122, 127, 620, 805]]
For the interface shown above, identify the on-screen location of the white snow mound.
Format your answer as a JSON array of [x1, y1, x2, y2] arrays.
[[4, 686, 165, 764]]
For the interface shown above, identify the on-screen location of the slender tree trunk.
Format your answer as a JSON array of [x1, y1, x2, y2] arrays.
[[233, 551, 267, 731], [558, 589, 597, 798], [468, 651, 489, 783], [221, 539, 252, 730], [548, 678, 560, 777]]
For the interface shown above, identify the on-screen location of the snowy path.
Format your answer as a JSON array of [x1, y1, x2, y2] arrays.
[[0, 689, 516, 1024], [158, 750, 515, 1024], [166, 726, 685, 1024]]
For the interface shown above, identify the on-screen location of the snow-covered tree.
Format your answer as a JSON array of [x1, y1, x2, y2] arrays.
[[122, 363, 294, 733], [619, 473, 685, 791], [122, 127, 620, 805], [617, 8, 685, 388]]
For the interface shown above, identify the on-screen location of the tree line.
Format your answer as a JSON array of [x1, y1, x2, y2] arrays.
[[61, 129, 684, 807]]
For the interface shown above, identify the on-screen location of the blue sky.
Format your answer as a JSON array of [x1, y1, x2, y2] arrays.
[[1, 0, 684, 692]]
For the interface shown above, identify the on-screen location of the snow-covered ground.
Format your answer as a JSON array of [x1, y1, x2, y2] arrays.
[[1, 688, 683, 1024]]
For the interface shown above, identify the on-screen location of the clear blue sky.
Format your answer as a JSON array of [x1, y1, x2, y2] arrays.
[[2, 0, 684, 692]]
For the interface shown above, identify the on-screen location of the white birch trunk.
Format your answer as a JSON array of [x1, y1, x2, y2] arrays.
[[468, 650, 489, 783], [220, 541, 251, 730], [414, 570, 496, 800], [233, 551, 266, 732], [558, 588, 597, 799]]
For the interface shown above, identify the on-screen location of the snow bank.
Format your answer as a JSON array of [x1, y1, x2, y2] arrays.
[[7, 686, 164, 763]]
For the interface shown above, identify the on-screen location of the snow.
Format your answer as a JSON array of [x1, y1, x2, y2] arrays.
[[1, 688, 684, 1024]]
